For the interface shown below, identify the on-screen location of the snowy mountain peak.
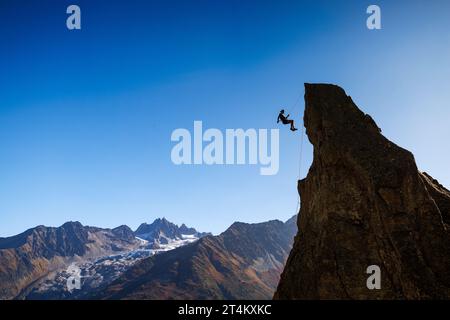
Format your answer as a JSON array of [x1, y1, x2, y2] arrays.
[[134, 218, 209, 244]]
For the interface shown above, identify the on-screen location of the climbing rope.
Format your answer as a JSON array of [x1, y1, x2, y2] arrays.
[[288, 88, 305, 216], [298, 118, 304, 179], [294, 116, 304, 215], [285, 87, 305, 179], [286, 89, 303, 116], [275, 87, 305, 216]]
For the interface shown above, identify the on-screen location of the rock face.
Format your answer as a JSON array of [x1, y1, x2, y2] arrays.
[[92, 216, 297, 300], [275, 84, 450, 299]]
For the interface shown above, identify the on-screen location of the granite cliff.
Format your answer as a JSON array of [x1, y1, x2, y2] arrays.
[[275, 84, 450, 299]]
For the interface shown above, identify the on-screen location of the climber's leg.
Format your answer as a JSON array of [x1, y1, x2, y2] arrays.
[[288, 120, 294, 129], [289, 120, 298, 131]]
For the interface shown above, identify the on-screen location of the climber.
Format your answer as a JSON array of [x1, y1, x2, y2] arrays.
[[277, 109, 298, 131]]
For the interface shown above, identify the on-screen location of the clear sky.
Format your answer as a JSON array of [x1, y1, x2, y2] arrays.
[[1, 0, 449, 236]]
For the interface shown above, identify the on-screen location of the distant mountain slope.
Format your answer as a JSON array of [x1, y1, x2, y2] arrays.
[[0, 222, 139, 299], [93, 216, 297, 300], [19, 219, 208, 300]]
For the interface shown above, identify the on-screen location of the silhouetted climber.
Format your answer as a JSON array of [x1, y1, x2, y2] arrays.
[[277, 109, 298, 131]]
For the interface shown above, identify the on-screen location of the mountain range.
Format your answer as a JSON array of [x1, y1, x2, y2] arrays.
[[0, 215, 296, 300], [0, 218, 207, 300], [90, 215, 297, 300]]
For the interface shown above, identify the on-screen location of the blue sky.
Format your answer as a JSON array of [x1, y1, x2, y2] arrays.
[[1, 0, 449, 236]]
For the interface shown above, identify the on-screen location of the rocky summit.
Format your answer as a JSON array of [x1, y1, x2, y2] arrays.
[[275, 84, 450, 299]]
